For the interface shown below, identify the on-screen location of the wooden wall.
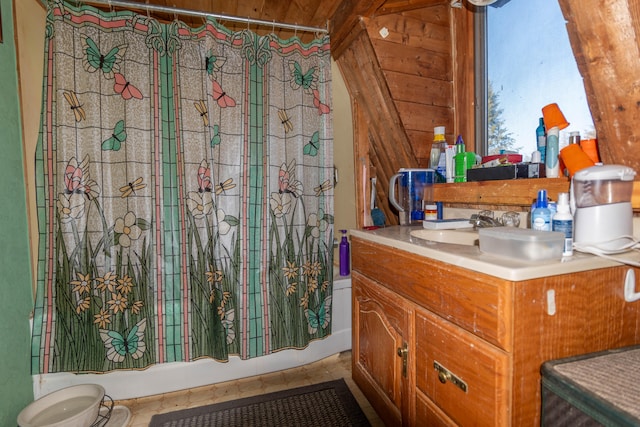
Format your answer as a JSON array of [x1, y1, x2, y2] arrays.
[[559, 0, 640, 174], [335, 2, 474, 227], [366, 6, 454, 166]]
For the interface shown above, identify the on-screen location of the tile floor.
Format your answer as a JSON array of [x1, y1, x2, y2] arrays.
[[116, 350, 385, 426]]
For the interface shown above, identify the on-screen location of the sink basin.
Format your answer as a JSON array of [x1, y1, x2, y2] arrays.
[[410, 228, 479, 246]]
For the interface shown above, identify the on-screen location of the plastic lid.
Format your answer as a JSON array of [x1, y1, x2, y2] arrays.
[[434, 126, 445, 135], [557, 192, 569, 205], [572, 164, 636, 182], [398, 168, 435, 172], [556, 192, 570, 213]]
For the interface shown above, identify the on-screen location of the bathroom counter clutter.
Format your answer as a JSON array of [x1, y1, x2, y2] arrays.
[[349, 225, 625, 281]]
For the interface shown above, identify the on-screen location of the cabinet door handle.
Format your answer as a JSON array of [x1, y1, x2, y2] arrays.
[[434, 360, 468, 393], [397, 343, 408, 378]]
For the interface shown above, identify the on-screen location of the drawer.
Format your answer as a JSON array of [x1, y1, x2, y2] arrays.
[[415, 307, 511, 426], [416, 390, 457, 427]]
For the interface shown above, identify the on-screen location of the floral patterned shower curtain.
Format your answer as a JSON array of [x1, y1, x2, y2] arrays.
[[31, 0, 334, 374]]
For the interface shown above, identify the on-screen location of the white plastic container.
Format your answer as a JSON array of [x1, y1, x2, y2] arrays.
[[479, 228, 564, 261]]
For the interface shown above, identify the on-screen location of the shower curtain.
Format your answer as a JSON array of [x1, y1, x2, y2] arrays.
[[31, 0, 334, 374]]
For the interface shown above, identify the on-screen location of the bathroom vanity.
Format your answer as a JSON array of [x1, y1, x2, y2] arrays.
[[350, 226, 640, 426]]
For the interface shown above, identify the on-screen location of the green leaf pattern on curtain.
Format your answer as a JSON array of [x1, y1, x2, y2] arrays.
[[31, 0, 334, 374]]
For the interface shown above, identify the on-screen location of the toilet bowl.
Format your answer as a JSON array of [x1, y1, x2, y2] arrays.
[[18, 384, 105, 427]]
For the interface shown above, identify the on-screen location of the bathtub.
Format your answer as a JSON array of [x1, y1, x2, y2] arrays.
[[33, 277, 352, 400]]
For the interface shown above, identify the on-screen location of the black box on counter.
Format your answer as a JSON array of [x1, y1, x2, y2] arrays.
[[466, 163, 545, 182]]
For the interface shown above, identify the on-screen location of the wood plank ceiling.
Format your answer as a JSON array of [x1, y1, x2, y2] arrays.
[[92, 0, 448, 43]]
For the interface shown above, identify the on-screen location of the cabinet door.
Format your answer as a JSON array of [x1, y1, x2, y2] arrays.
[[415, 308, 510, 427], [352, 271, 410, 426]]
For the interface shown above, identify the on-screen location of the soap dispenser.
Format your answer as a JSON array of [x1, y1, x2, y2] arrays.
[[552, 192, 574, 256], [339, 230, 350, 276]]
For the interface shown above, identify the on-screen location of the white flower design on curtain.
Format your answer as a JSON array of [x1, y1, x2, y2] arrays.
[[114, 212, 142, 248]]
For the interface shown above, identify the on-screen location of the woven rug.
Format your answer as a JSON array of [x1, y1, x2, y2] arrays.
[[149, 379, 371, 427]]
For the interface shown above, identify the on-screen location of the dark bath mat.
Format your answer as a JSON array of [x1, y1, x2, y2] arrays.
[[148, 378, 371, 427]]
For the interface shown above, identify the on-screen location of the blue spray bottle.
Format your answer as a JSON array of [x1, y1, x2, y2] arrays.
[[536, 117, 546, 164], [339, 230, 350, 276], [532, 190, 551, 231]]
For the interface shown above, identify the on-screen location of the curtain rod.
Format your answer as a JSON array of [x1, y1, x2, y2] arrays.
[[80, 0, 329, 34]]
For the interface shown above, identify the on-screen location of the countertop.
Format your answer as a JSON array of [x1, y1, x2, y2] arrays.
[[350, 226, 635, 281]]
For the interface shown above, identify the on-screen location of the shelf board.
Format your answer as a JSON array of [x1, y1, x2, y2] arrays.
[[433, 177, 640, 211], [432, 178, 570, 207]]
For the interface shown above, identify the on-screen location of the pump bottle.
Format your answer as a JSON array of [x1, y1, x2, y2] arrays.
[[552, 192, 574, 256], [339, 230, 350, 276]]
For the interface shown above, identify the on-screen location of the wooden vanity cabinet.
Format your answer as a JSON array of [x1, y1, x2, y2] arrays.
[[351, 236, 640, 426]]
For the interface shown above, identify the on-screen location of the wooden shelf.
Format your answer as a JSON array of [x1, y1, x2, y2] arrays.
[[433, 178, 640, 211], [432, 178, 571, 208]]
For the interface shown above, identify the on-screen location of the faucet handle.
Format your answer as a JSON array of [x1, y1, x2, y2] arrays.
[[469, 212, 502, 228], [500, 211, 521, 227], [478, 209, 495, 219]]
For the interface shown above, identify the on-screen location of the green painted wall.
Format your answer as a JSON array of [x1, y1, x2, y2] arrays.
[[0, 0, 36, 423]]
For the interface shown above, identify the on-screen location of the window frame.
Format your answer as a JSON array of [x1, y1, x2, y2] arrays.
[[474, 8, 488, 157]]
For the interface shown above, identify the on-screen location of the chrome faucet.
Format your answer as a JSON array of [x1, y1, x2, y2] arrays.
[[469, 213, 503, 228], [469, 210, 521, 228]]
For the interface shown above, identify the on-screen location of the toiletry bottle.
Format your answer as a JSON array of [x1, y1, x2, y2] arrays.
[[445, 144, 456, 183], [423, 204, 438, 220], [430, 127, 445, 170], [339, 230, 350, 276], [546, 127, 560, 178], [432, 126, 447, 181], [552, 192, 574, 256], [568, 131, 581, 145], [536, 117, 546, 164], [453, 136, 466, 183], [532, 189, 551, 231]]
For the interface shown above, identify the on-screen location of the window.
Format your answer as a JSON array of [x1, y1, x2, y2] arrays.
[[478, 0, 595, 158]]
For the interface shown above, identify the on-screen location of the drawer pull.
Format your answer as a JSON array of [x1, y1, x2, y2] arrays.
[[397, 343, 408, 378], [434, 360, 468, 393]]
